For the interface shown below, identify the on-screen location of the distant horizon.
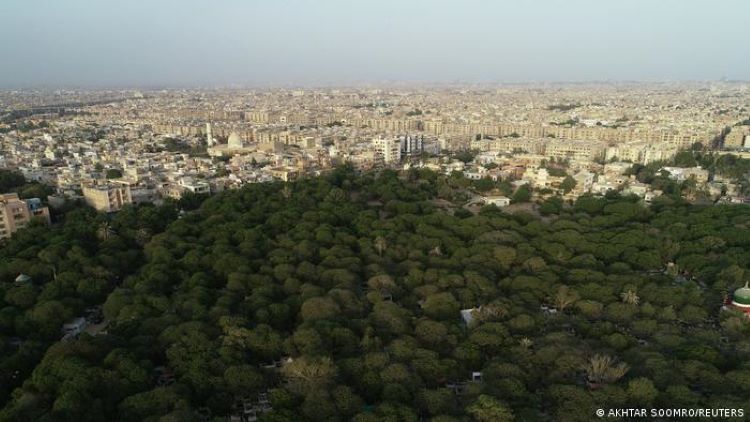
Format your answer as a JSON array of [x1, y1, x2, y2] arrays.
[[3, 78, 750, 92], [2, 0, 749, 88]]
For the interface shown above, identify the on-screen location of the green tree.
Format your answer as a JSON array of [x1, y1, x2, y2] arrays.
[[467, 395, 514, 421], [422, 292, 460, 320], [511, 185, 531, 203], [105, 169, 123, 179], [627, 377, 659, 405], [560, 176, 577, 193], [0, 170, 26, 191]]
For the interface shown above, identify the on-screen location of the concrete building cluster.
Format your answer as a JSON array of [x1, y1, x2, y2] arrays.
[[0, 82, 748, 228]]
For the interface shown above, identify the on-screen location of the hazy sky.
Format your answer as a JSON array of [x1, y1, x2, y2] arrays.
[[1, 0, 748, 87]]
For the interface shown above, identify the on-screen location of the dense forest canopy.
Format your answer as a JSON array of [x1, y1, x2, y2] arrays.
[[1, 167, 750, 421]]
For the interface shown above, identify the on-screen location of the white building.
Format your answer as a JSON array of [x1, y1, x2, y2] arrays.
[[227, 132, 244, 149], [206, 123, 215, 147], [179, 177, 210, 194], [660, 166, 709, 183], [481, 195, 511, 207], [373, 138, 401, 164]]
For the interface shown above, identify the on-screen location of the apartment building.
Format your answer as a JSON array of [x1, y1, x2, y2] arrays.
[[399, 134, 424, 156], [269, 167, 299, 182], [372, 138, 402, 164], [244, 110, 274, 124], [546, 139, 606, 162], [0, 193, 51, 240], [725, 126, 750, 149], [82, 182, 133, 212], [470, 138, 545, 154], [355, 118, 421, 133]]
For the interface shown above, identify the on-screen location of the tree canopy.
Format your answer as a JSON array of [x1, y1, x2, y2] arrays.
[[1, 166, 750, 420]]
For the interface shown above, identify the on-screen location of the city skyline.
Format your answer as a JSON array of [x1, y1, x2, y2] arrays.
[[3, 2, 750, 417], [1, 0, 749, 88]]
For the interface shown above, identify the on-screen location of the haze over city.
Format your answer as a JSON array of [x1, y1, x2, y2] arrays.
[[1, 0, 749, 88], [3, 2, 750, 421]]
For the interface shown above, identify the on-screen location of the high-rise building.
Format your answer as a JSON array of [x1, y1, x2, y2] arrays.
[[206, 122, 215, 147], [373, 138, 401, 164], [0, 193, 51, 240], [399, 134, 424, 156]]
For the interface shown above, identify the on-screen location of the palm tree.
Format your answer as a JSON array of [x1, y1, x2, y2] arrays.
[[621, 289, 640, 306], [37, 248, 61, 281], [281, 357, 336, 396], [519, 337, 533, 349], [281, 184, 292, 199], [374, 236, 387, 256], [584, 354, 629, 387], [429, 245, 443, 257], [475, 304, 509, 323], [553, 285, 579, 312], [134, 228, 152, 246], [97, 222, 115, 241]]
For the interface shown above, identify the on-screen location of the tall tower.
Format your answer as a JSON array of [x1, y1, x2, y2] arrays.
[[206, 122, 215, 147]]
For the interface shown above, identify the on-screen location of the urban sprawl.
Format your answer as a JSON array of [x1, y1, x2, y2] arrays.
[[2, 82, 750, 239]]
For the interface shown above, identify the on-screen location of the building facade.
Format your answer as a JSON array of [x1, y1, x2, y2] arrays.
[[0, 193, 51, 240], [373, 138, 402, 164], [82, 183, 133, 212]]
